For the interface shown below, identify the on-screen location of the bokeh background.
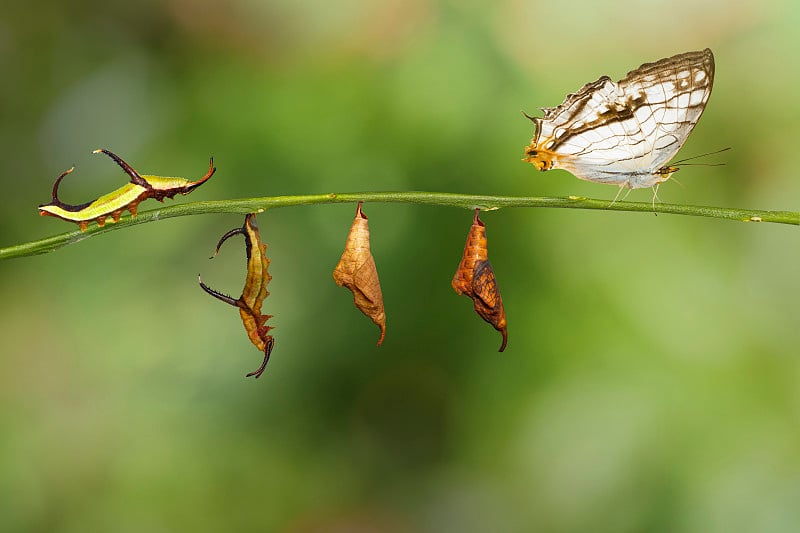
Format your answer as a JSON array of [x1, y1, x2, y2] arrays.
[[1, 0, 798, 531]]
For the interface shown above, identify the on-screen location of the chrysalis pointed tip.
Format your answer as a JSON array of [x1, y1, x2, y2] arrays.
[[472, 208, 483, 226], [356, 201, 367, 219], [498, 328, 508, 352], [376, 324, 386, 347]]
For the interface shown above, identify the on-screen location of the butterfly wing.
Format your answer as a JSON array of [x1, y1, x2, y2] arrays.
[[619, 48, 714, 171], [525, 49, 715, 188]]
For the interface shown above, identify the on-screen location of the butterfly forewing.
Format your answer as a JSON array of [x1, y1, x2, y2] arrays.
[[621, 49, 714, 169], [525, 49, 715, 189]]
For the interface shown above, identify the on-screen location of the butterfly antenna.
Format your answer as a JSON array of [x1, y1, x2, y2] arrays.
[[671, 147, 731, 165], [677, 162, 726, 168]]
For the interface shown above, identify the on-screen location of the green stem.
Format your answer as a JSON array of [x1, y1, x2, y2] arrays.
[[2, 192, 797, 260]]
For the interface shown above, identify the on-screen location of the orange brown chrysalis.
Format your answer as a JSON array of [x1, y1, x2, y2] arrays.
[[332, 201, 387, 346], [198, 213, 274, 378], [452, 209, 508, 352]]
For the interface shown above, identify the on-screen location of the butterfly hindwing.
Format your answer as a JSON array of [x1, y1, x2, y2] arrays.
[[525, 49, 715, 189]]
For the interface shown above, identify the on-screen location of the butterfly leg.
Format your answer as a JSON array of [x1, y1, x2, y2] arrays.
[[609, 185, 625, 207], [609, 184, 634, 207], [651, 184, 662, 215]]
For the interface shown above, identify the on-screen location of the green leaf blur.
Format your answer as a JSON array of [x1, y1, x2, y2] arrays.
[[0, 1, 798, 532]]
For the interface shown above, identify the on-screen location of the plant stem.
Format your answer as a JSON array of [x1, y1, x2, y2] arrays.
[[2, 192, 796, 261]]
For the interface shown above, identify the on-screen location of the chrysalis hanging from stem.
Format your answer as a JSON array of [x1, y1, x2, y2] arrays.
[[332, 201, 386, 346], [452, 209, 508, 351], [198, 213, 274, 378]]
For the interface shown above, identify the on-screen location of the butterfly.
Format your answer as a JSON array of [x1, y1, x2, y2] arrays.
[[523, 49, 715, 193]]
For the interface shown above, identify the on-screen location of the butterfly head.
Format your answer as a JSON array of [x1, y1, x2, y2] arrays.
[[523, 145, 556, 171], [655, 165, 679, 183]]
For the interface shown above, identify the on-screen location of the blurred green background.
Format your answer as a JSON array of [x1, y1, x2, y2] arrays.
[[1, 0, 798, 531]]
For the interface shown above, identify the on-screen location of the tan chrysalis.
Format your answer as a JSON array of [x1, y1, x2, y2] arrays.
[[332, 202, 387, 346]]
